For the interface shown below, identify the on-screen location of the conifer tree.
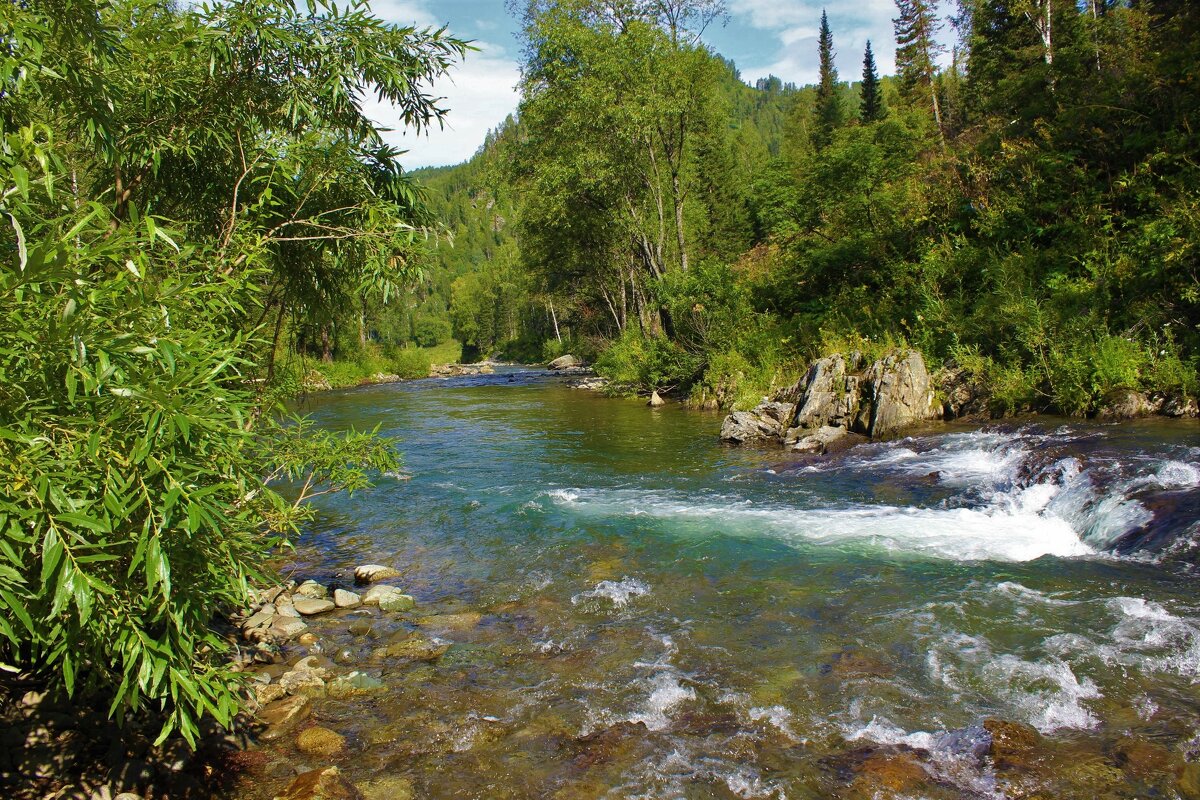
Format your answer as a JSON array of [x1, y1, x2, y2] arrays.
[[894, 0, 946, 143], [813, 9, 844, 147], [860, 39, 885, 122]]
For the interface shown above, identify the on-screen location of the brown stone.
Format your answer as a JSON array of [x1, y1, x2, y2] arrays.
[[258, 696, 312, 742], [358, 776, 414, 800], [1110, 737, 1178, 778], [416, 612, 482, 631], [297, 727, 347, 757], [272, 766, 362, 800], [852, 751, 928, 793], [983, 718, 1043, 770]]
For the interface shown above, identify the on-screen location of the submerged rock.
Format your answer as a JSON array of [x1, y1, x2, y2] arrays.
[[326, 671, 383, 699], [258, 696, 312, 742], [373, 632, 449, 662], [983, 718, 1043, 770], [416, 612, 482, 631], [296, 727, 346, 757], [272, 766, 362, 800], [358, 776, 414, 800]]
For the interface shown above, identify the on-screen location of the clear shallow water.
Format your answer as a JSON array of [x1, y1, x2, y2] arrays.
[[251, 369, 1200, 799]]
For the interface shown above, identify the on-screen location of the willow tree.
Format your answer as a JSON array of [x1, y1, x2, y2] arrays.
[[0, 0, 466, 745]]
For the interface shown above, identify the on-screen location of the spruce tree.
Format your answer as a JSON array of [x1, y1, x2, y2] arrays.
[[860, 39, 885, 122], [813, 9, 844, 148], [894, 0, 946, 143]]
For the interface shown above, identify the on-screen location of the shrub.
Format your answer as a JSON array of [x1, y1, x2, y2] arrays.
[[392, 347, 432, 378], [594, 329, 703, 393], [413, 316, 452, 348]]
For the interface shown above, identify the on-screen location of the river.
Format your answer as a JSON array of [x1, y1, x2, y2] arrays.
[[249, 367, 1200, 799]]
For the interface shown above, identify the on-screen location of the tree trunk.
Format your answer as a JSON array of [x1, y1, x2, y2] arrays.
[[321, 326, 333, 363], [549, 298, 562, 343]]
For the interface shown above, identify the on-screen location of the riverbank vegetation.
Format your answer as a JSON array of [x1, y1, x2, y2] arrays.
[[421, 0, 1199, 416], [0, 0, 465, 752]]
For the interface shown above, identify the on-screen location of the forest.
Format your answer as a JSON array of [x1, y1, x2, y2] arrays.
[[423, 0, 1200, 417]]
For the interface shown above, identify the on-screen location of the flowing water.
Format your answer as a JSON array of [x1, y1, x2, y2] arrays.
[[245, 368, 1200, 799]]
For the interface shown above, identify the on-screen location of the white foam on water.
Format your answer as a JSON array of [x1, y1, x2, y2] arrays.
[[984, 654, 1101, 733], [843, 715, 937, 751], [628, 672, 697, 732], [549, 487, 1092, 562], [1106, 596, 1200, 678], [993, 581, 1079, 607], [571, 576, 651, 609]]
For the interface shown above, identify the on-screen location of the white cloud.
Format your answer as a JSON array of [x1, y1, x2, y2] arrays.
[[364, 1, 521, 169]]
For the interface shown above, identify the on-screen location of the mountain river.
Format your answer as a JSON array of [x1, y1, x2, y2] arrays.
[[242, 367, 1200, 799]]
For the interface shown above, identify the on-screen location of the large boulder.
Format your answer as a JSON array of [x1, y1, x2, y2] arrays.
[[547, 354, 581, 370], [866, 350, 939, 437], [721, 350, 940, 449]]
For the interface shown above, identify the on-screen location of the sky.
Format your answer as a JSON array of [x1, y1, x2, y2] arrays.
[[372, 0, 912, 169]]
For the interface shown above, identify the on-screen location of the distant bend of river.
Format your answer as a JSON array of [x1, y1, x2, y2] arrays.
[[258, 367, 1200, 799]]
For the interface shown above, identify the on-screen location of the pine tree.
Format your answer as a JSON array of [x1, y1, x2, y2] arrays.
[[860, 39, 885, 122], [813, 9, 844, 148], [894, 0, 946, 143]]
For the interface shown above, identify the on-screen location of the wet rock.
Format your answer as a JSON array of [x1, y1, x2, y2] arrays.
[[570, 721, 648, 769], [297, 632, 319, 646], [347, 619, 375, 637], [824, 648, 893, 679], [295, 581, 328, 600], [354, 565, 402, 584], [786, 424, 848, 455], [293, 598, 336, 616], [648, 390, 665, 407], [326, 671, 384, 698], [272, 766, 362, 800], [548, 354, 581, 370], [1110, 736, 1178, 778], [358, 776, 414, 800], [416, 612, 482, 631], [333, 589, 361, 609], [259, 696, 312, 742], [983, 718, 1043, 770], [1162, 394, 1200, 418], [934, 725, 992, 762], [296, 727, 346, 757], [361, 585, 414, 612], [1179, 762, 1200, 798], [570, 376, 609, 391], [374, 632, 449, 662], [275, 599, 301, 618], [1098, 388, 1159, 420], [850, 751, 929, 794], [715, 407, 782, 443]]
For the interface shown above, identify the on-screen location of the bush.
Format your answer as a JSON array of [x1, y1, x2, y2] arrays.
[[594, 329, 703, 393], [392, 347, 432, 378]]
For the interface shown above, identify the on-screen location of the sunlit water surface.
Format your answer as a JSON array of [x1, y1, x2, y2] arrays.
[[243, 368, 1200, 799]]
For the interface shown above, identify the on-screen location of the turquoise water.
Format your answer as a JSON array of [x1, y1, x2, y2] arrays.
[[256, 369, 1200, 799]]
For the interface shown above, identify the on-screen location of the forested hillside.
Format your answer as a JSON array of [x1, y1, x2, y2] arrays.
[[420, 0, 1199, 416]]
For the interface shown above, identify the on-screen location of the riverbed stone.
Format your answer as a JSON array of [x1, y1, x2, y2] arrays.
[[296, 727, 346, 757], [358, 776, 413, 800], [326, 671, 384, 699], [547, 354, 581, 370], [374, 632, 449, 662], [983, 718, 1043, 770], [243, 610, 276, 631], [278, 668, 326, 698], [259, 696, 312, 742], [361, 585, 414, 612], [295, 581, 328, 600], [269, 618, 309, 642], [255, 682, 288, 707], [416, 612, 482, 631], [272, 766, 362, 800], [354, 565, 402, 584], [333, 589, 361, 609], [293, 598, 336, 616]]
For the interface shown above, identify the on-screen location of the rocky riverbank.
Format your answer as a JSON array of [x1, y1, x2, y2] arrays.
[[721, 349, 1199, 453]]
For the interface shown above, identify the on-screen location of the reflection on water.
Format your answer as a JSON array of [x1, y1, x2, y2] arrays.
[[244, 369, 1200, 799]]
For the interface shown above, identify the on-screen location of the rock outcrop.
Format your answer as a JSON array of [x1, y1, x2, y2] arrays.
[[720, 350, 940, 452]]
